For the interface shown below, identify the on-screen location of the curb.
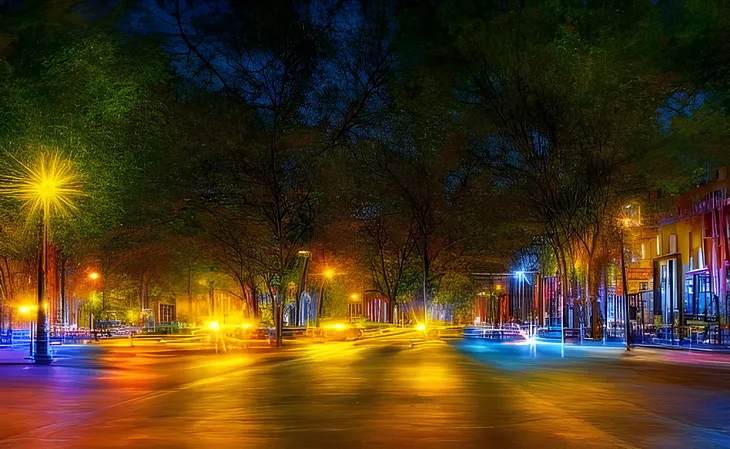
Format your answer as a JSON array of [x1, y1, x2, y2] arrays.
[[633, 344, 730, 354]]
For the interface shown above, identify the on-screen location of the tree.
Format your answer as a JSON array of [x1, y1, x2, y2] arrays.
[[358, 214, 419, 323], [0, 1, 182, 328], [143, 0, 396, 345], [433, 271, 475, 325], [409, 1, 668, 332], [352, 109, 476, 324]]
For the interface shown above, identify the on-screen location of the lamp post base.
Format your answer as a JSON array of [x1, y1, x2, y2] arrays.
[[32, 353, 53, 364]]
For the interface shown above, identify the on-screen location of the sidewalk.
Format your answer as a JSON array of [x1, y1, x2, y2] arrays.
[[633, 342, 730, 354], [534, 336, 730, 354], [0, 347, 32, 365], [624, 346, 730, 367]]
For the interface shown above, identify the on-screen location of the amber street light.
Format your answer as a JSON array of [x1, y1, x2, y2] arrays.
[[316, 269, 335, 327], [18, 305, 38, 357], [1, 152, 83, 364]]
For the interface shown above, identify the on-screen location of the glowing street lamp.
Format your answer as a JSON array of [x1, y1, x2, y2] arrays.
[[1, 152, 82, 364], [618, 206, 632, 351], [89, 272, 100, 280], [18, 305, 38, 357], [316, 268, 335, 327], [19, 305, 38, 315]]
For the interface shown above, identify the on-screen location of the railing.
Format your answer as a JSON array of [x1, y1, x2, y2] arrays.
[[536, 327, 584, 340], [631, 324, 730, 347], [464, 325, 526, 340]]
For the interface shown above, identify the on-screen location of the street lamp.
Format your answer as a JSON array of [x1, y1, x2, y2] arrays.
[[87, 271, 102, 331], [316, 269, 334, 327], [1, 153, 82, 364], [18, 305, 38, 358], [618, 208, 632, 351]]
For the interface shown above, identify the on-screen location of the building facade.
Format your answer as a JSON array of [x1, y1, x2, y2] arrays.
[[646, 167, 730, 344]]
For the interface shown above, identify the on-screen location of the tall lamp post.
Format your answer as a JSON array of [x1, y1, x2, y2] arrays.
[[619, 204, 640, 352], [316, 269, 334, 327], [1, 153, 82, 364], [619, 222, 631, 351], [88, 272, 101, 332]]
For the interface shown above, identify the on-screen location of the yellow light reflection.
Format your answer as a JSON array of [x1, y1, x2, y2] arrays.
[[396, 362, 454, 395]]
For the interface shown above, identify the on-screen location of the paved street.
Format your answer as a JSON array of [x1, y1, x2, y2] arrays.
[[2, 336, 730, 448]]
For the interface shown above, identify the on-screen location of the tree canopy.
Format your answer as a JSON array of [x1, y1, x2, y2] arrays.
[[0, 0, 728, 331]]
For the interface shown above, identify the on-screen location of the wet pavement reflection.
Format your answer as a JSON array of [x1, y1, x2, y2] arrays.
[[1, 337, 730, 448]]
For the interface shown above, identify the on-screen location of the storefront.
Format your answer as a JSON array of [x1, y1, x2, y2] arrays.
[[684, 268, 718, 323], [654, 255, 681, 342]]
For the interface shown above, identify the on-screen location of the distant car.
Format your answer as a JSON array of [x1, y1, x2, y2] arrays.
[[322, 322, 363, 341], [235, 327, 268, 340]]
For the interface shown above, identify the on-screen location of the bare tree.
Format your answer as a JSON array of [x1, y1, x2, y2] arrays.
[[150, 0, 396, 345], [359, 214, 418, 323]]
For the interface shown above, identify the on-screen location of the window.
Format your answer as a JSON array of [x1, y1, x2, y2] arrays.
[[697, 273, 712, 318], [685, 272, 712, 320], [684, 275, 694, 316]]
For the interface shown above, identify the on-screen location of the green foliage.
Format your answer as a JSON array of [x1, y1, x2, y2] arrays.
[[433, 272, 475, 307], [0, 0, 729, 327], [433, 271, 475, 324], [323, 281, 349, 319], [0, 26, 173, 247]]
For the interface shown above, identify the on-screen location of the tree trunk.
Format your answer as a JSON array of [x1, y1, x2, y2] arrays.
[[187, 265, 193, 325], [266, 282, 281, 347], [317, 278, 326, 327], [60, 253, 66, 326], [0, 267, 5, 332], [602, 261, 608, 342], [421, 233, 429, 326], [140, 272, 150, 312], [558, 250, 569, 344], [246, 276, 258, 319]]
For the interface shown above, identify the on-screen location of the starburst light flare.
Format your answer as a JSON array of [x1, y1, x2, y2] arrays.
[[1, 152, 83, 221]]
